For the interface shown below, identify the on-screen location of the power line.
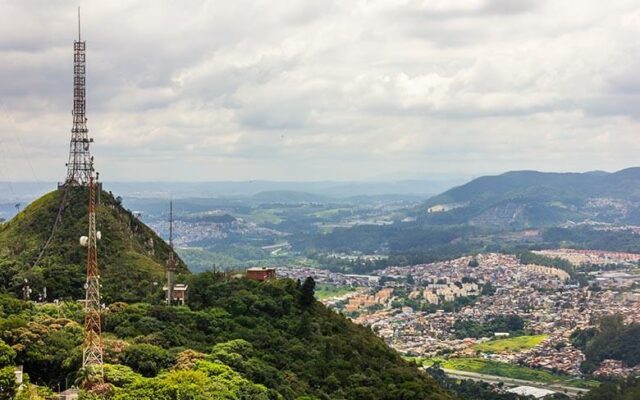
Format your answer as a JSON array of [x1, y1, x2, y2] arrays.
[[0, 137, 16, 199]]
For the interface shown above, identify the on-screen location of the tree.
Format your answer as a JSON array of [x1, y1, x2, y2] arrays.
[[580, 376, 640, 400], [0, 340, 15, 368], [481, 283, 496, 296], [406, 274, 415, 285], [103, 364, 140, 387], [75, 366, 101, 389], [575, 315, 640, 369], [300, 277, 316, 307], [121, 344, 173, 377], [0, 366, 16, 400]]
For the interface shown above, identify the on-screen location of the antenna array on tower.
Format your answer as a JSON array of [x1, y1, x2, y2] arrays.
[[70, 8, 104, 378], [64, 7, 93, 187]]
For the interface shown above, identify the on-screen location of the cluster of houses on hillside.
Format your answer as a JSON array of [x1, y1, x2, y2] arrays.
[[271, 251, 640, 380]]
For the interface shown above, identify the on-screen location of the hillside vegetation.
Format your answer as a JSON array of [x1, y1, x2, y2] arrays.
[[571, 315, 640, 373], [0, 276, 452, 400], [0, 187, 188, 303], [581, 376, 640, 400]]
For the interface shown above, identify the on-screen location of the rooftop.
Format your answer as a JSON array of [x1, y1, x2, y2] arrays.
[[506, 386, 556, 398]]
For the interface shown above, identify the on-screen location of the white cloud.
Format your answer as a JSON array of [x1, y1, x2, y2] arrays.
[[0, 0, 639, 182]]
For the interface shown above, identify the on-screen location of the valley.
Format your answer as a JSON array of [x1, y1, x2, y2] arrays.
[[3, 170, 640, 399], [280, 250, 640, 397]]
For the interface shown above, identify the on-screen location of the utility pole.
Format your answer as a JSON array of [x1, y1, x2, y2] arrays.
[[166, 200, 176, 305]]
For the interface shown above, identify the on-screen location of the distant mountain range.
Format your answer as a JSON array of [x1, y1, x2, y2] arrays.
[[107, 179, 457, 199], [423, 168, 640, 228], [247, 190, 426, 205], [8, 168, 640, 230], [0, 179, 461, 219]]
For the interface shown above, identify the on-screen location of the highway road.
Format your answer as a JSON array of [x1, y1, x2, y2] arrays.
[[440, 368, 591, 398]]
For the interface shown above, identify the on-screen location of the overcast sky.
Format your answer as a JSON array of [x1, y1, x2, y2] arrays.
[[0, 0, 639, 182]]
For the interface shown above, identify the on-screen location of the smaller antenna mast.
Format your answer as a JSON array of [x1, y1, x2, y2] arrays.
[[169, 200, 173, 250], [166, 200, 176, 305], [78, 7, 81, 42]]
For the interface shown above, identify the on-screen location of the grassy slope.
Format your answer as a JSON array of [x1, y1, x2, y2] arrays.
[[473, 334, 548, 353], [0, 187, 188, 302], [315, 283, 359, 300]]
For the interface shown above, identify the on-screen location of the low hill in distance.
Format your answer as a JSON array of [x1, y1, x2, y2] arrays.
[[0, 187, 188, 303], [249, 190, 333, 204], [423, 168, 640, 228]]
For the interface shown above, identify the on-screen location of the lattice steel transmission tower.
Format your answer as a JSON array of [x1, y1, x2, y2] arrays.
[[82, 173, 103, 375], [64, 8, 93, 187], [166, 200, 176, 305], [67, 8, 103, 377]]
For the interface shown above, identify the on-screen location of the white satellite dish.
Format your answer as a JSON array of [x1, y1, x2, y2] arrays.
[[79, 236, 89, 247]]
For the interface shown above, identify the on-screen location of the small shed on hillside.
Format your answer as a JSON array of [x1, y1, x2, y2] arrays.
[[60, 388, 79, 400], [163, 283, 189, 305], [246, 267, 276, 281]]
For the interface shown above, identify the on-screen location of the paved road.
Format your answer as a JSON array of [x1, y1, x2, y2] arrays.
[[440, 368, 591, 398]]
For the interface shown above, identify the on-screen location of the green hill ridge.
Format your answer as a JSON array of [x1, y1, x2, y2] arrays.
[[423, 167, 640, 227], [0, 187, 188, 303]]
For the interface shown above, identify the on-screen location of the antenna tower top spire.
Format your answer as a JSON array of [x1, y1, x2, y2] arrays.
[[63, 6, 93, 187]]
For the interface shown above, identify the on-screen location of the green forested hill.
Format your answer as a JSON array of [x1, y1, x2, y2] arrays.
[[0, 187, 188, 303], [421, 168, 640, 227], [427, 169, 640, 206], [0, 277, 452, 400]]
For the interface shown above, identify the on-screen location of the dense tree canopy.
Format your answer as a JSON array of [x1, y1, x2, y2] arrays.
[[453, 315, 525, 339], [0, 278, 452, 400], [571, 315, 640, 373], [581, 376, 640, 400]]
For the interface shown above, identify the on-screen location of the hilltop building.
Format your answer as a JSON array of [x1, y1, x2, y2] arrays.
[[164, 283, 188, 305], [247, 267, 276, 281]]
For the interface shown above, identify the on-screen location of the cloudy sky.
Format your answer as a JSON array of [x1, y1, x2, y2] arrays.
[[0, 0, 639, 182]]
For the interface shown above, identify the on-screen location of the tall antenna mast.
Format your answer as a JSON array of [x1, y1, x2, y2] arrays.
[[166, 200, 176, 305], [74, 9, 103, 379], [63, 6, 93, 187]]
